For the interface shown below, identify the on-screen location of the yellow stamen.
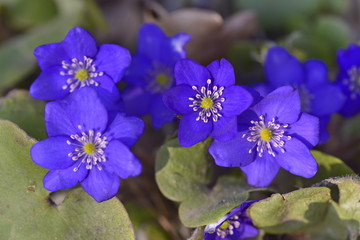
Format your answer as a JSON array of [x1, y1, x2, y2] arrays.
[[260, 128, 272, 142], [156, 74, 168, 85], [75, 69, 89, 81], [219, 220, 230, 230], [83, 143, 96, 154], [201, 97, 213, 109]]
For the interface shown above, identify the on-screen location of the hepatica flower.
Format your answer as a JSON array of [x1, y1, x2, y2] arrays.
[[209, 86, 319, 187], [122, 23, 191, 128], [336, 43, 360, 117], [30, 88, 144, 202], [163, 58, 253, 147], [204, 201, 259, 240], [30, 26, 131, 111], [255, 46, 345, 143]]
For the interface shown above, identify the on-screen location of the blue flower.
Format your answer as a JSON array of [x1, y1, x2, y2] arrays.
[[204, 201, 259, 240], [335, 43, 360, 117], [163, 58, 253, 147], [30, 26, 131, 111], [30, 88, 144, 202], [209, 86, 319, 187], [122, 23, 191, 128], [255, 46, 345, 143]]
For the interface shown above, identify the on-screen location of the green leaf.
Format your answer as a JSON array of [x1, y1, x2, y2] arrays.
[[306, 202, 349, 240], [0, 120, 135, 239], [312, 16, 350, 50], [236, 0, 349, 33], [332, 178, 360, 239], [250, 177, 360, 239], [287, 16, 350, 68], [236, 0, 319, 31], [305, 177, 360, 240], [0, 0, 87, 94], [179, 176, 253, 227], [83, 0, 107, 31], [249, 187, 331, 234], [155, 139, 213, 202], [6, 0, 58, 30], [155, 139, 261, 227], [0, 89, 46, 140]]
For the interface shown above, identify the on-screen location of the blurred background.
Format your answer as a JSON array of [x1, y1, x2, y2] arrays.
[[0, 0, 359, 239]]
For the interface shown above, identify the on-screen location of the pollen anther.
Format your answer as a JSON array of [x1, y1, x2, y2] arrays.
[[242, 115, 291, 157], [66, 128, 108, 171], [216, 214, 241, 238], [189, 79, 225, 123], [60, 56, 103, 92], [344, 66, 360, 99]]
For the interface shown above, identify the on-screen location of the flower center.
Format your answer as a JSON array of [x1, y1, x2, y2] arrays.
[[189, 79, 225, 123], [156, 74, 169, 86], [60, 56, 104, 93], [242, 115, 292, 157], [66, 125, 108, 171], [75, 69, 90, 81], [216, 214, 241, 238], [344, 66, 360, 99], [146, 63, 173, 93], [83, 142, 96, 154], [260, 128, 272, 142], [201, 97, 214, 109], [219, 220, 230, 230]]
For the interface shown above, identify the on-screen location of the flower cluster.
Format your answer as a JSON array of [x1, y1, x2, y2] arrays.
[[122, 23, 191, 128], [164, 57, 320, 187], [28, 23, 358, 238], [30, 27, 144, 202]]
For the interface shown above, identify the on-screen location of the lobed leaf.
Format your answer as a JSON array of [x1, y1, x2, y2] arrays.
[[179, 176, 253, 227], [155, 139, 263, 227], [248, 187, 331, 234], [250, 177, 360, 239], [305, 177, 360, 240], [155, 138, 213, 202]]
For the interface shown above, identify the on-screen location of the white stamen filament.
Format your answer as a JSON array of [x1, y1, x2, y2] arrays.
[[189, 79, 225, 123], [242, 115, 292, 157], [344, 66, 360, 99], [67, 125, 108, 172], [216, 214, 242, 238], [60, 56, 103, 92]]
